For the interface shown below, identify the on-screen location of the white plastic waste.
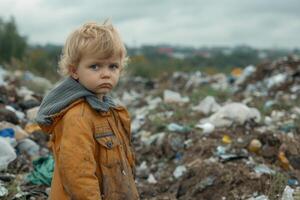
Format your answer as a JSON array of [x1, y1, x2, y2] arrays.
[[0, 137, 17, 170], [147, 173, 157, 184], [16, 86, 35, 99], [146, 97, 162, 110], [265, 73, 287, 89], [163, 90, 189, 104], [173, 165, 187, 179], [235, 65, 256, 85], [192, 96, 221, 115], [121, 90, 141, 106], [140, 131, 166, 147], [26, 106, 40, 121], [167, 123, 185, 132], [195, 122, 215, 134], [270, 110, 285, 122], [131, 114, 146, 133], [17, 138, 40, 159], [5, 105, 25, 120], [0, 185, 8, 197], [254, 164, 275, 175], [200, 103, 261, 128], [184, 71, 203, 90], [0, 66, 8, 86], [210, 73, 228, 91], [281, 185, 294, 200], [247, 195, 269, 200]]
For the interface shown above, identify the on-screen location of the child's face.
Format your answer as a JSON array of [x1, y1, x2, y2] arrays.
[[70, 52, 122, 100]]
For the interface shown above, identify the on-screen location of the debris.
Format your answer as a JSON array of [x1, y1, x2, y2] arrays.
[[278, 151, 292, 170], [200, 102, 261, 128], [192, 96, 221, 115], [1, 55, 300, 199], [26, 155, 54, 186], [287, 179, 299, 186], [0, 185, 8, 197], [163, 90, 190, 104], [17, 138, 40, 160], [147, 174, 157, 184], [254, 164, 275, 175], [0, 137, 17, 170], [247, 195, 269, 200], [192, 176, 215, 195], [26, 106, 39, 121], [167, 123, 190, 133], [173, 165, 187, 179], [248, 139, 262, 154], [222, 135, 232, 144], [0, 122, 29, 141], [136, 161, 149, 178], [195, 122, 215, 134], [281, 185, 294, 200]]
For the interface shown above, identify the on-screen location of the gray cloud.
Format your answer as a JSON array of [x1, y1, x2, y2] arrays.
[[0, 0, 299, 48]]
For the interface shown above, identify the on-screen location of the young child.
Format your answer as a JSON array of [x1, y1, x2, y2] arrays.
[[36, 21, 139, 200]]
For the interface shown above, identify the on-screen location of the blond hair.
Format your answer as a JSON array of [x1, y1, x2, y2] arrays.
[[58, 20, 128, 76]]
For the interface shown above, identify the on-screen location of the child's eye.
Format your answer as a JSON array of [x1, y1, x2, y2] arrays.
[[89, 64, 99, 70], [109, 64, 119, 70]]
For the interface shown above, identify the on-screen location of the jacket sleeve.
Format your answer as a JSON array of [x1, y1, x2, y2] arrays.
[[58, 115, 101, 200]]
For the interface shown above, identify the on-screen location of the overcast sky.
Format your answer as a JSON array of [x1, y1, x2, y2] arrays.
[[0, 0, 299, 49]]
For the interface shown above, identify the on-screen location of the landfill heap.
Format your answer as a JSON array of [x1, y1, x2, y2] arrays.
[[0, 56, 300, 200]]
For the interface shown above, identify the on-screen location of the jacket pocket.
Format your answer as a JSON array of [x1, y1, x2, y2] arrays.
[[95, 132, 121, 167]]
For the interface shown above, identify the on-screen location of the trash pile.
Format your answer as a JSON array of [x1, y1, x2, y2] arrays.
[[0, 68, 52, 199], [0, 56, 300, 200]]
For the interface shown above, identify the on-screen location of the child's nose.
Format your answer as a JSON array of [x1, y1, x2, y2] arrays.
[[100, 67, 111, 78]]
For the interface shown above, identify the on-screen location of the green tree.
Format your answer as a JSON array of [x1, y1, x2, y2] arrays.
[[0, 17, 27, 63]]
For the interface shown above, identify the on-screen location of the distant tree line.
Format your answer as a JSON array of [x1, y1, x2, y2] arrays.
[[0, 17, 61, 82], [0, 16, 296, 80], [0, 17, 27, 63]]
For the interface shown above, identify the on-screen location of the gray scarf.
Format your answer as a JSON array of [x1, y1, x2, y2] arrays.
[[35, 76, 116, 125]]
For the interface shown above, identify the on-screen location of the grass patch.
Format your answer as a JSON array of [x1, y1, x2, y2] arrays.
[[3, 179, 20, 200], [189, 85, 231, 104], [266, 172, 288, 199]]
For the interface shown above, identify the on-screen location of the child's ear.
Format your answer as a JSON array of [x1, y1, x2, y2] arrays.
[[69, 65, 79, 80]]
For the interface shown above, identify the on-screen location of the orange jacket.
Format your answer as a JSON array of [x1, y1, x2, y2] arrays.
[[39, 99, 139, 200]]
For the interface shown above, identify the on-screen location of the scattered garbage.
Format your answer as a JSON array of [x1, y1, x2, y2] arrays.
[[173, 165, 187, 179], [278, 151, 292, 170], [1, 56, 300, 199], [147, 174, 157, 184], [192, 176, 215, 195], [17, 138, 40, 160], [163, 90, 190, 104], [0, 185, 8, 197], [222, 134, 232, 144], [281, 185, 294, 200], [248, 139, 262, 154], [199, 102, 261, 128], [247, 195, 269, 200], [254, 164, 275, 175], [288, 179, 299, 186], [26, 155, 54, 186], [195, 122, 215, 134], [192, 96, 221, 115], [0, 137, 17, 170], [167, 123, 190, 133]]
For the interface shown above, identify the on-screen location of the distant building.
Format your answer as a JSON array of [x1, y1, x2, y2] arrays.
[[157, 47, 173, 56]]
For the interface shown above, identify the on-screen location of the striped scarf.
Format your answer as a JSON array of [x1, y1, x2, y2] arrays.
[[35, 76, 116, 125]]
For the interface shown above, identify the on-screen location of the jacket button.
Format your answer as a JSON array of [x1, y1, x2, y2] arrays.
[[106, 141, 113, 149]]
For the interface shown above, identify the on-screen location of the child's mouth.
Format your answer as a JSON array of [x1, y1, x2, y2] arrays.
[[98, 83, 112, 88]]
